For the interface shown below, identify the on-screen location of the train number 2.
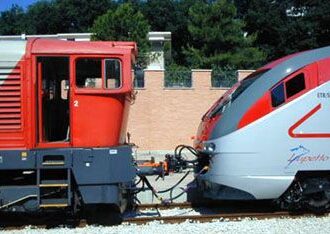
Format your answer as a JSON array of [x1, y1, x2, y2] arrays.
[[74, 100, 79, 107]]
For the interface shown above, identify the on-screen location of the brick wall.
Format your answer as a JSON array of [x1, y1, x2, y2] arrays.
[[127, 69, 253, 151]]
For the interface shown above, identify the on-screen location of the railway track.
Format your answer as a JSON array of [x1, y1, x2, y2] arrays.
[[126, 202, 328, 225], [124, 211, 314, 225], [136, 202, 195, 209], [0, 202, 328, 229]]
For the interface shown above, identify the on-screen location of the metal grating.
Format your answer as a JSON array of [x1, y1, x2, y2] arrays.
[[164, 70, 192, 88], [0, 65, 22, 130], [211, 70, 237, 88]]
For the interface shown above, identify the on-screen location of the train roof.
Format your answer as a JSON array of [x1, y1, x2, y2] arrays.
[[29, 39, 137, 56], [0, 39, 138, 64], [259, 52, 302, 71]]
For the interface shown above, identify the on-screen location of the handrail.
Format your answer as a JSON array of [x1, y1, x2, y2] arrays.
[[0, 194, 37, 210]]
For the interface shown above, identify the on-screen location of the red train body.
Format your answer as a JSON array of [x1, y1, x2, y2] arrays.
[[0, 39, 137, 219], [0, 39, 136, 149]]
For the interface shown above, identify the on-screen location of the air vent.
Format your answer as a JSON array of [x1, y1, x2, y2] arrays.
[[0, 65, 22, 130]]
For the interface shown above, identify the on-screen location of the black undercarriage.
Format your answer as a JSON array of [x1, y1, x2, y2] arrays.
[[279, 171, 330, 213]]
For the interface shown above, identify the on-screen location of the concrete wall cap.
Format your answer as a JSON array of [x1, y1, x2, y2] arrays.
[[163, 88, 194, 90], [210, 87, 231, 90], [237, 69, 256, 72], [191, 69, 212, 72], [144, 69, 165, 72]]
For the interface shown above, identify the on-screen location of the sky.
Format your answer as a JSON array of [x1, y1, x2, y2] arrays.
[[0, 0, 39, 12]]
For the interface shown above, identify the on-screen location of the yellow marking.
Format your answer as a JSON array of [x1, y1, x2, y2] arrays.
[[21, 152, 27, 157], [40, 204, 68, 208], [39, 184, 68, 188], [42, 161, 65, 166]]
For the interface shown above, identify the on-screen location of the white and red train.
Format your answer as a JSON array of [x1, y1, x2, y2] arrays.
[[194, 46, 330, 211]]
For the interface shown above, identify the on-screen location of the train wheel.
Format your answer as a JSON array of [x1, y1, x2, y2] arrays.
[[281, 177, 330, 213], [280, 182, 303, 211], [305, 191, 330, 213], [302, 178, 330, 213]]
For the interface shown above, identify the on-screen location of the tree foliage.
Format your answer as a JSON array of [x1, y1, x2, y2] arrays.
[[0, 5, 25, 35], [55, 0, 115, 33], [299, 0, 330, 47], [91, 3, 150, 65], [0, 0, 330, 68], [141, 0, 196, 65], [0, 0, 115, 35], [184, 0, 265, 69], [236, 0, 330, 62], [241, 0, 317, 61], [24, 1, 62, 34]]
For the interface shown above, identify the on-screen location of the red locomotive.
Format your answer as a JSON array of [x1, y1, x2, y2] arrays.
[[0, 39, 137, 221]]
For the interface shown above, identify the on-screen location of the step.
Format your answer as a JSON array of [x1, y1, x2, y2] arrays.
[[40, 203, 68, 208], [42, 161, 65, 166], [40, 198, 68, 208], [39, 180, 68, 188], [39, 183, 68, 188]]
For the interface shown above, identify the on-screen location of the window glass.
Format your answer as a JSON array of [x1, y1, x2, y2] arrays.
[[76, 58, 102, 88], [285, 73, 305, 99], [105, 59, 121, 89], [207, 70, 269, 118], [231, 73, 261, 103], [271, 83, 285, 107]]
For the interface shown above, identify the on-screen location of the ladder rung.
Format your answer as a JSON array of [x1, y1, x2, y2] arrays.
[[40, 203, 68, 208], [40, 198, 69, 208], [39, 184, 68, 188], [42, 161, 65, 166]]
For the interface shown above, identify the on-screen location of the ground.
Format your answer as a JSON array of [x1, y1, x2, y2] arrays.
[[4, 216, 330, 234]]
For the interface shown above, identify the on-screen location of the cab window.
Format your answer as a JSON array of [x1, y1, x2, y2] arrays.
[[207, 70, 269, 118], [271, 83, 285, 107], [286, 73, 305, 98], [76, 58, 122, 89], [76, 58, 102, 88], [271, 73, 306, 108], [105, 59, 121, 89]]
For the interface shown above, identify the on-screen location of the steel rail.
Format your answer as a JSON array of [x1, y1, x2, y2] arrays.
[[0, 202, 328, 229], [136, 202, 195, 210], [123, 211, 324, 225]]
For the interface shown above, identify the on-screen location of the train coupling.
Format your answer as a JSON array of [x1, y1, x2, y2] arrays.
[[136, 153, 195, 178]]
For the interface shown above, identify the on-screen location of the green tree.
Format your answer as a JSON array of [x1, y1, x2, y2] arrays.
[[55, 0, 116, 33], [184, 0, 265, 69], [141, 0, 185, 33], [91, 3, 150, 65], [0, 5, 25, 35], [24, 1, 62, 34], [140, 0, 195, 66], [299, 0, 330, 47], [242, 0, 317, 62], [0, 0, 116, 35]]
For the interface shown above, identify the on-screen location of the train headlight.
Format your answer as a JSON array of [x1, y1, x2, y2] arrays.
[[203, 142, 216, 152]]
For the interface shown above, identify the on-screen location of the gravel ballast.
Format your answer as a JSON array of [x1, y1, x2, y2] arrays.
[[2, 215, 330, 234]]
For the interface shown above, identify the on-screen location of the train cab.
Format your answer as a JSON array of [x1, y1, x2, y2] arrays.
[[0, 39, 137, 218], [194, 46, 330, 211]]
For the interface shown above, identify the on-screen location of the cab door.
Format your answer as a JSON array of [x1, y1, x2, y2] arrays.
[[70, 55, 131, 148], [36, 56, 70, 148]]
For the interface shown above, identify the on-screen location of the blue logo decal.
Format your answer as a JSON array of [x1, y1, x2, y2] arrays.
[[286, 145, 310, 168], [286, 145, 329, 168]]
